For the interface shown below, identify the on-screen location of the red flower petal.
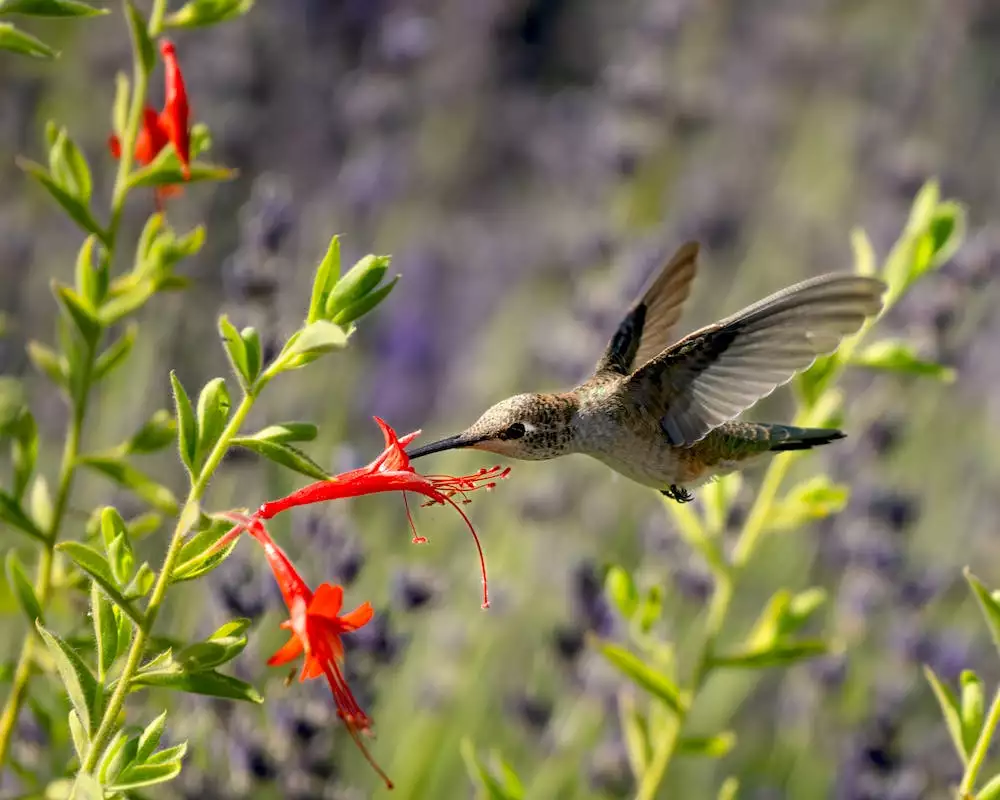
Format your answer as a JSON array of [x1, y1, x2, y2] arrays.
[[159, 39, 191, 179], [267, 634, 304, 667], [337, 601, 374, 632], [309, 583, 344, 619]]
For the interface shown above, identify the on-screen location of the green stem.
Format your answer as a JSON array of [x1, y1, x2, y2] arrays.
[[78, 392, 256, 776], [960, 688, 1000, 796], [635, 311, 888, 797], [0, 340, 97, 767]]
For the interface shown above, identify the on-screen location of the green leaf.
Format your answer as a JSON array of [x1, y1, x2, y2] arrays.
[[617, 690, 650, 778], [852, 339, 955, 382], [5, 550, 44, 625], [924, 666, 967, 765], [218, 315, 253, 389], [74, 235, 107, 307], [79, 454, 179, 514], [241, 327, 262, 384], [99, 506, 129, 555], [176, 618, 250, 671], [49, 126, 92, 203], [979, 774, 1000, 800], [717, 777, 739, 800], [710, 640, 828, 669], [595, 640, 685, 714], [17, 158, 105, 237], [122, 561, 154, 599], [229, 437, 331, 481], [109, 760, 183, 792], [92, 583, 118, 677], [126, 510, 162, 540], [780, 587, 828, 637], [127, 409, 178, 454], [966, 569, 1000, 658], [0, 490, 46, 542], [960, 670, 984, 758], [605, 566, 639, 619], [324, 254, 390, 319], [0, 0, 107, 15], [127, 157, 237, 189], [164, 0, 253, 28], [56, 542, 142, 625], [94, 323, 137, 382], [97, 730, 128, 784], [170, 371, 198, 475], [171, 519, 239, 582], [851, 227, 876, 277], [331, 274, 400, 325], [98, 281, 157, 326], [68, 709, 88, 761], [130, 664, 263, 703], [243, 422, 318, 444], [27, 340, 68, 389], [28, 475, 52, 532], [766, 476, 849, 532], [71, 771, 105, 800], [274, 320, 348, 371], [136, 710, 167, 762], [195, 377, 231, 463], [637, 585, 663, 634], [12, 410, 38, 500], [112, 71, 129, 136], [0, 20, 56, 57], [678, 731, 737, 758], [124, 0, 154, 74], [107, 532, 135, 585], [307, 235, 342, 324], [36, 621, 99, 731], [743, 590, 791, 651], [460, 739, 521, 800], [51, 281, 101, 344]]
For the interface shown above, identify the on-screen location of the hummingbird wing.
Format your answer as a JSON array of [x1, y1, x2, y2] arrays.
[[624, 273, 886, 446], [592, 241, 700, 378]]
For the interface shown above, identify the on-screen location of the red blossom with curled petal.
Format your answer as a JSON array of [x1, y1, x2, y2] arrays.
[[222, 512, 392, 789]]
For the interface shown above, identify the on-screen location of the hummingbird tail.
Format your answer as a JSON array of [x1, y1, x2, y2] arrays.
[[764, 425, 846, 452]]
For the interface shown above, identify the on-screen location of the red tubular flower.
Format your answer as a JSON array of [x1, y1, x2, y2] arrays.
[[222, 512, 392, 789], [107, 38, 192, 207], [158, 39, 191, 178], [216, 418, 508, 608]]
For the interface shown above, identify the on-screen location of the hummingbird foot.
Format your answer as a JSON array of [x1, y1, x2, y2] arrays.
[[661, 484, 694, 503]]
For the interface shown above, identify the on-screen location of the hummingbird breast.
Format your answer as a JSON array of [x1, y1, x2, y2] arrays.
[[573, 385, 713, 489]]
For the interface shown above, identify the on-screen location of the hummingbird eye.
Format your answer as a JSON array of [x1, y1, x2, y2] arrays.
[[500, 422, 526, 441]]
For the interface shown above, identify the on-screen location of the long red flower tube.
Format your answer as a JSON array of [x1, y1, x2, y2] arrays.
[[221, 511, 392, 788], [217, 417, 508, 608]]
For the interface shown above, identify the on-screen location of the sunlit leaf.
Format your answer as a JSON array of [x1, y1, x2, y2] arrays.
[[595, 640, 685, 714], [109, 759, 183, 792], [678, 731, 736, 758], [218, 315, 253, 389], [5, 550, 44, 625], [965, 569, 1000, 658], [55, 541, 142, 625], [766, 476, 849, 532], [307, 235, 342, 325], [92, 583, 118, 677], [130, 664, 262, 703], [171, 517, 238, 582], [460, 739, 522, 800], [17, 158, 105, 237], [0, 21, 56, 57], [124, 0, 154, 74], [324, 254, 390, 319], [229, 438, 330, 481], [136, 710, 167, 762], [0, 489, 46, 542], [164, 0, 253, 27], [68, 709, 88, 761], [605, 566, 639, 619], [51, 281, 102, 344], [710, 640, 827, 669], [36, 621, 99, 731], [243, 422, 318, 444], [196, 377, 231, 462], [960, 670, 984, 758], [275, 320, 348, 371], [0, 0, 107, 15], [94, 323, 137, 381], [170, 371, 198, 475], [924, 665, 967, 765], [852, 340, 955, 382], [78, 454, 178, 513], [27, 340, 68, 389], [331, 275, 399, 325]]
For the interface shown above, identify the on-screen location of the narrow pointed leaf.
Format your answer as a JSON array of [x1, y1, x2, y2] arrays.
[[55, 541, 143, 625], [97, 730, 128, 783], [605, 566, 639, 619], [27, 340, 68, 388], [679, 732, 736, 758], [17, 158, 105, 236], [68, 710, 88, 760], [241, 422, 318, 444], [717, 777, 739, 800], [127, 409, 178, 454], [5, 551, 44, 625], [0, 0, 107, 15], [94, 323, 137, 381], [595, 641, 685, 714], [277, 320, 348, 369], [852, 340, 955, 382], [136, 710, 167, 762], [617, 691, 650, 779], [307, 235, 341, 324], [92, 584, 118, 676], [127, 158, 237, 189], [710, 640, 828, 669], [229, 437, 330, 481], [51, 282, 101, 344], [170, 371, 197, 474], [164, 0, 253, 27], [241, 327, 261, 381], [923, 666, 967, 764], [196, 377, 231, 461], [324, 254, 389, 318], [965, 569, 1000, 657], [109, 760, 182, 791], [960, 670, 985, 758], [218, 315, 251, 388], [331, 275, 399, 325], [78, 454, 178, 513], [171, 521, 239, 582], [129, 666, 263, 703], [35, 621, 99, 730], [124, 0, 154, 74], [0, 21, 56, 57], [460, 739, 520, 800], [0, 490, 46, 542]]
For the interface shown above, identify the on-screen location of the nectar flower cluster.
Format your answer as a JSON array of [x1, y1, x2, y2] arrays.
[[217, 418, 509, 787], [108, 39, 192, 208]]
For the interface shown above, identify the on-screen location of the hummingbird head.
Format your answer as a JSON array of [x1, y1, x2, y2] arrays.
[[407, 393, 577, 462]]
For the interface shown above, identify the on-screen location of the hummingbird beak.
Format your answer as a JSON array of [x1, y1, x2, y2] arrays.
[[407, 433, 481, 460]]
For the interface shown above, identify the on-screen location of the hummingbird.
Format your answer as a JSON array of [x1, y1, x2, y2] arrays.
[[407, 242, 886, 502]]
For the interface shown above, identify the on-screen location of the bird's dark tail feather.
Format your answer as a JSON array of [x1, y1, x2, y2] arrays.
[[766, 425, 846, 452]]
